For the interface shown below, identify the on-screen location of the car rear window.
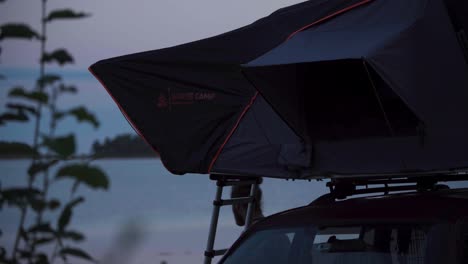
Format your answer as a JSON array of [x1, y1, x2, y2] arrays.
[[222, 223, 459, 264]]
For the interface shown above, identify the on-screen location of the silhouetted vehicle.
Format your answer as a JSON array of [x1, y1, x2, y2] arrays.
[[219, 175, 468, 264]]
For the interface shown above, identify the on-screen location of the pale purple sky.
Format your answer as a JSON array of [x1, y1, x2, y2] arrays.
[[0, 0, 304, 153], [1, 0, 304, 68]]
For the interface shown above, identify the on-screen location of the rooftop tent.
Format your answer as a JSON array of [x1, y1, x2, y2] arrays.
[[90, 0, 468, 179]]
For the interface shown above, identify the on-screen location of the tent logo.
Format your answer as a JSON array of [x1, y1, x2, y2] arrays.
[[157, 94, 169, 109], [156, 90, 217, 110]]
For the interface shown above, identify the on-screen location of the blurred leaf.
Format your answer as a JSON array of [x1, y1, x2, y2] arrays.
[[48, 199, 60, 210], [59, 247, 94, 262], [46, 9, 90, 22], [69, 107, 99, 128], [28, 160, 59, 178], [59, 84, 77, 94], [19, 227, 29, 242], [6, 103, 37, 116], [56, 164, 109, 190], [18, 249, 32, 259], [0, 141, 37, 157], [62, 230, 85, 242], [0, 111, 28, 125], [57, 197, 84, 232], [34, 236, 55, 246], [8, 86, 48, 103], [41, 49, 74, 66], [0, 23, 40, 40], [28, 223, 54, 234], [42, 134, 75, 158], [37, 74, 61, 88], [0, 73, 5, 80], [30, 197, 47, 212], [0, 187, 42, 209], [54, 111, 65, 121], [34, 253, 49, 264], [55, 107, 99, 128]]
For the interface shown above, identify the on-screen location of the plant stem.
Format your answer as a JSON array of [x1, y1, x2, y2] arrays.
[[32, 0, 47, 156], [29, 1, 48, 261], [13, 0, 48, 262], [11, 207, 26, 260], [35, 85, 57, 258]]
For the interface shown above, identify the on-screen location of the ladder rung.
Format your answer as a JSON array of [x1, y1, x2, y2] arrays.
[[214, 249, 228, 256], [214, 197, 253, 206], [204, 249, 228, 258]]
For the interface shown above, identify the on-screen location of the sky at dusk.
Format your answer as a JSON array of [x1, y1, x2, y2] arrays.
[[0, 0, 305, 153], [1, 0, 305, 68]]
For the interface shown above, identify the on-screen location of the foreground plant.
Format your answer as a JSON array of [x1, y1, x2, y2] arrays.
[[0, 1, 108, 263]]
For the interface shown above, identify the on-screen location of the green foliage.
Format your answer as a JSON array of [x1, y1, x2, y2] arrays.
[[0, 187, 42, 209], [28, 160, 59, 179], [6, 103, 38, 117], [0, 103, 40, 125], [0, 23, 40, 40], [59, 84, 77, 94], [0, 141, 37, 158], [41, 49, 74, 66], [57, 197, 83, 232], [37, 74, 61, 88], [55, 106, 99, 128], [59, 247, 94, 262], [9, 86, 48, 104], [0, 111, 28, 125], [69, 107, 99, 128], [42, 134, 76, 158], [61, 230, 84, 242], [56, 164, 109, 190], [27, 222, 54, 234], [45, 9, 90, 23], [1, 2, 104, 264]]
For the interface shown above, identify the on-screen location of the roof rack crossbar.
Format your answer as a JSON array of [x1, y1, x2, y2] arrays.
[[217, 180, 258, 187], [327, 173, 468, 200]]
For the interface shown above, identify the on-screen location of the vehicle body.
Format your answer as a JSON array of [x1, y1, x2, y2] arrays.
[[219, 186, 468, 264]]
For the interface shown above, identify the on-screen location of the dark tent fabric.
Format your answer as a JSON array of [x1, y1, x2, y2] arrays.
[[212, 95, 311, 178], [89, 0, 371, 175], [90, 0, 468, 179], [238, 0, 468, 177]]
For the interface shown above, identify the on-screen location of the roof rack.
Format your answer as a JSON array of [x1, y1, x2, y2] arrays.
[[326, 171, 468, 200]]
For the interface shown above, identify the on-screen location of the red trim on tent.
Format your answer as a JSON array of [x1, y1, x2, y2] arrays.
[[208, 91, 259, 173], [207, 0, 374, 172], [88, 67, 173, 172], [286, 0, 374, 41]]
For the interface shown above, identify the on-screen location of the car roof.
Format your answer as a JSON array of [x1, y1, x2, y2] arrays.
[[219, 188, 468, 263], [253, 188, 468, 229]]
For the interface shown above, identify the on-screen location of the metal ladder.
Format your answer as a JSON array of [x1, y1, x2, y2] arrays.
[[203, 174, 261, 264]]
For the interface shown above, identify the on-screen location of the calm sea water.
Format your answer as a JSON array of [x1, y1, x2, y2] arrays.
[[0, 159, 328, 264]]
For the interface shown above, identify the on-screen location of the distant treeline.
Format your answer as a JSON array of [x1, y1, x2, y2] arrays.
[[0, 134, 159, 159], [92, 133, 159, 158]]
